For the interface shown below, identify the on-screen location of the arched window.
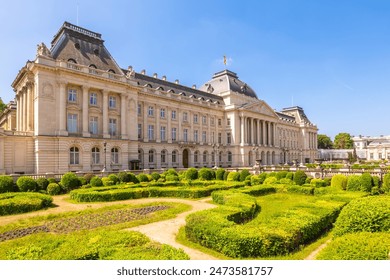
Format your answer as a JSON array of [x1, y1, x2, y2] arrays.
[[89, 64, 97, 69], [194, 151, 199, 163], [227, 151, 232, 162], [92, 147, 100, 164], [111, 147, 119, 164], [108, 69, 116, 74], [203, 151, 208, 163], [148, 149, 155, 163], [161, 150, 167, 163], [172, 150, 177, 163], [70, 146, 79, 165], [68, 58, 77, 64]]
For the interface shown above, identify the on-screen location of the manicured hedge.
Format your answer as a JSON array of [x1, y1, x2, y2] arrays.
[[0, 175, 14, 193], [333, 196, 390, 237], [240, 185, 277, 196], [286, 185, 314, 195], [0, 192, 53, 216], [331, 174, 347, 190], [293, 171, 307, 186], [346, 175, 360, 191], [316, 232, 390, 260], [16, 176, 37, 192]]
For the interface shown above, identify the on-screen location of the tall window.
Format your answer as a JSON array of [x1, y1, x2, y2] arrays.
[[171, 110, 176, 120], [89, 116, 98, 135], [68, 89, 77, 102], [227, 132, 231, 144], [202, 115, 207, 125], [148, 149, 155, 163], [161, 150, 166, 163], [183, 112, 188, 122], [219, 151, 222, 163], [211, 132, 215, 143], [91, 147, 100, 164], [228, 151, 232, 162], [89, 93, 97, 106], [109, 96, 116, 108], [202, 131, 207, 143], [171, 128, 177, 141], [148, 106, 154, 116], [183, 129, 188, 142], [160, 108, 165, 118], [67, 113, 78, 133], [194, 151, 199, 163], [137, 103, 142, 116], [172, 150, 177, 163], [218, 119, 222, 126], [194, 130, 198, 142], [160, 126, 166, 141], [227, 118, 231, 126], [148, 125, 154, 140], [211, 151, 215, 163], [218, 132, 222, 144], [211, 117, 215, 125], [111, 148, 119, 164], [193, 114, 198, 123], [109, 118, 117, 136], [69, 147, 79, 165], [138, 124, 142, 139], [203, 151, 207, 163]]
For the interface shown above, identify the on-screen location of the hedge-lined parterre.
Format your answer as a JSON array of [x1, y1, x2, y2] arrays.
[[0, 193, 53, 216]]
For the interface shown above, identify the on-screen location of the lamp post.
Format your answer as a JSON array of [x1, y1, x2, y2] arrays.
[[102, 141, 107, 172]]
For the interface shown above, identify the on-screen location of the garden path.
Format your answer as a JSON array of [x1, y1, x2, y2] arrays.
[[0, 195, 218, 260]]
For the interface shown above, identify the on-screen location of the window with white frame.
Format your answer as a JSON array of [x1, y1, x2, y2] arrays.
[[109, 118, 117, 136], [218, 119, 222, 126], [138, 124, 142, 139], [203, 151, 207, 163], [148, 149, 155, 163], [160, 126, 166, 141], [211, 117, 215, 125], [89, 116, 98, 135], [219, 151, 222, 162], [202, 131, 207, 143], [171, 110, 176, 120], [137, 103, 142, 116], [91, 147, 100, 164], [161, 150, 166, 163], [148, 106, 154, 117], [218, 132, 222, 144], [183, 129, 188, 142], [69, 146, 79, 165], [172, 150, 177, 163], [194, 151, 199, 163], [148, 125, 154, 140], [171, 127, 177, 141], [183, 112, 188, 122], [111, 147, 119, 164], [160, 108, 165, 119], [193, 114, 198, 123], [67, 113, 78, 133], [194, 130, 198, 142], [228, 151, 232, 162], [109, 96, 116, 109], [202, 115, 207, 125], [227, 132, 231, 144], [227, 118, 231, 126], [68, 88, 77, 102], [89, 93, 97, 106]]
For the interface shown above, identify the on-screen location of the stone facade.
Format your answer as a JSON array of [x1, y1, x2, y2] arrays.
[[353, 135, 390, 161], [0, 22, 318, 174]]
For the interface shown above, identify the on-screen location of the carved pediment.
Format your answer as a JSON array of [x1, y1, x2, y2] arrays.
[[243, 101, 277, 117]]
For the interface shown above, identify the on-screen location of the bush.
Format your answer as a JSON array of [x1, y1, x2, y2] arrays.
[[78, 177, 87, 187], [223, 171, 230, 181], [165, 175, 179, 182], [35, 178, 49, 191], [359, 173, 373, 192], [47, 178, 57, 184], [16, 176, 37, 192], [286, 172, 294, 180], [137, 173, 150, 182], [60, 173, 81, 192], [0, 175, 14, 193], [227, 172, 240, 181], [47, 183, 61, 195], [263, 177, 277, 185], [198, 168, 214, 181], [102, 177, 114, 186], [372, 176, 380, 187], [185, 168, 198, 180], [323, 178, 331, 186], [331, 174, 347, 190], [117, 172, 130, 183], [127, 173, 139, 184], [90, 177, 103, 187], [347, 175, 361, 191], [276, 171, 288, 180], [310, 178, 326, 188], [267, 172, 277, 178], [216, 168, 225, 180], [150, 172, 161, 181], [293, 171, 307, 186], [279, 178, 293, 185], [383, 173, 390, 193], [305, 177, 312, 184], [239, 169, 250, 182], [166, 168, 178, 176], [83, 173, 95, 184], [0, 192, 53, 216], [333, 196, 390, 237], [108, 174, 120, 185]]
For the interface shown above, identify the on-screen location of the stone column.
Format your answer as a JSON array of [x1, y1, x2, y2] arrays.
[[121, 94, 128, 139], [263, 121, 267, 146], [82, 86, 90, 137], [240, 116, 245, 145], [102, 90, 109, 138], [143, 102, 148, 141], [257, 119, 261, 145], [58, 83, 68, 136], [16, 94, 21, 131], [167, 108, 172, 143], [207, 114, 211, 144], [156, 105, 160, 142], [21, 90, 26, 131], [250, 117, 254, 145], [26, 83, 33, 131]]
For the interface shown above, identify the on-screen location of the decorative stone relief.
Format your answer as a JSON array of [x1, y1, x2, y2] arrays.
[[36, 42, 51, 58]]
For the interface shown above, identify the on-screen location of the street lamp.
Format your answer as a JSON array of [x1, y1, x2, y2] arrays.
[[102, 141, 107, 172]]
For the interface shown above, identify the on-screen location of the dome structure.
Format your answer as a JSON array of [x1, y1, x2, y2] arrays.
[[199, 69, 258, 99]]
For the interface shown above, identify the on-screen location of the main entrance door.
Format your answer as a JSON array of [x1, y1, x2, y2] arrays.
[[182, 149, 189, 168]]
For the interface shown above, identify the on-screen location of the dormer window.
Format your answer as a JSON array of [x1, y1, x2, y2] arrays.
[[94, 49, 99, 55], [108, 69, 116, 74], [68, 58, 77, 64], [89, 64, 97, 69], [74, 43, 80, 50]]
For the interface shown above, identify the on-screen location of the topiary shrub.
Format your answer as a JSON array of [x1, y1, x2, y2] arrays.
[[331, 174, 347, 190], [102, 177, 114, 186], [347, 175, 361, 191], [305, 177, 312, 184], [263, 176, 277, 185], [35, 178, 49, 191], [47, 183, 61, 195], [323, 178, 331, 186], [239, 169, 250, 182], [150, 172, 161, 181], [60, 172, 81, 192], [90, 177, 103, 187], [227, 171, 240, 181], [117, 172, 130, 183], [185, 168, 198, 180], [216, 168, 225, 180], [279, 178, 293, 185], [166, 168, 178, 176], [276, 171, 288, 180], [310, 178, 326, 188], [165, 174, 179, 182], [359, 173, 373, 192], [47, 178, 57, 184], [16, 176, 37, 192], [198, 168, 213, 181], [223, 171, 230, 181], [83, 173, 95, 184], [293, 171, 307, 186], [267, 172, 277, 178], [137, 173, 150, 182], [372, 176, 380, 187], [286, 172, 294, 180], [108, 174, 119, 185], [382, 173, 390, 193], [78, 177, 87, 187], [127, 173, 139, 184], [0, 176, 14, 193]]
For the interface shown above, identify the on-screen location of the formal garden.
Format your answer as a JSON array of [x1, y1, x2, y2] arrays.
[[0, 167, 389, 260]]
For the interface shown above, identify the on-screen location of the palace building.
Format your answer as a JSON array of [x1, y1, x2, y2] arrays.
[[0, 22, 318, 174]]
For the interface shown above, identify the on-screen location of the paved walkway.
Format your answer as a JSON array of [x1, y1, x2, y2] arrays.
[[0, 195, 218, 260]]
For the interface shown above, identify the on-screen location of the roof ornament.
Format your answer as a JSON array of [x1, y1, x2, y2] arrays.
[[241, 83, 248, 93], [126, 66, 135, 78], [36, 42, 51, 58], [206, 83, 214, 93]]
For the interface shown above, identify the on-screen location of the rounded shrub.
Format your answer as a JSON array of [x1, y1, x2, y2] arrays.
[[267, 172, 277, 178], [185, 168, 198, 180], [165, 174, 179, 182], [305, 177, 312, 184], [117, 172, 130, 183], [382, 173, 390, 193], [227, 171, 240, 181], [331, 174, 347, 190], [83, 173, 95, 184], [279, 178, 293, 185], [359, 173, 373, 192], [102, 177, 114, 186], [150, 172, 161, 181], [286, 172, 294, 180], [16, 176, 37, 192], [127, 172, 139, 184], [137, 173, 150, 182], [78, 177, 87, 186], [372, 176, 380, 187], [0, 175, 14, 193], [347, 175, 361, 191], [310, 178, 326, 188], [166, 168, 178, 176], [293, 171, 307, 186], [35, 178, 49, 191], [108, 174, 119, 185], [60, 172, 81, 192], [239, 169, 250, 182], [223, 171, 230, 181], [47, 178, 57, 184], [90, 176, 103, 187], [263, 176, 278, 185], [215, 168, 225, 180], [276, 171, 288, 180], [198, 168, 214, 181], [47, 183, 61, 195]]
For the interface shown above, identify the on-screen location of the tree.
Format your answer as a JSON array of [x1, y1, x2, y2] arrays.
[[317, 134, 333, 149], [0, 98, 6, 113], [334, 132, 354, 149]]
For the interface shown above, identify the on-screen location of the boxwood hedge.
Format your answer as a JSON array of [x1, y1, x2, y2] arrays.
[[0, 192, 53, 216]]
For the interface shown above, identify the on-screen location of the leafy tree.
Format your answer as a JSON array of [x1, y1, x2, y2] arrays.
[[334, 133, 353, 149], [0, 98, 6, 113], [317, 134, 333, 149]]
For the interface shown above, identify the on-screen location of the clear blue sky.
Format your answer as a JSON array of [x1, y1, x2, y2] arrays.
[[1, 0, 390, 139]]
